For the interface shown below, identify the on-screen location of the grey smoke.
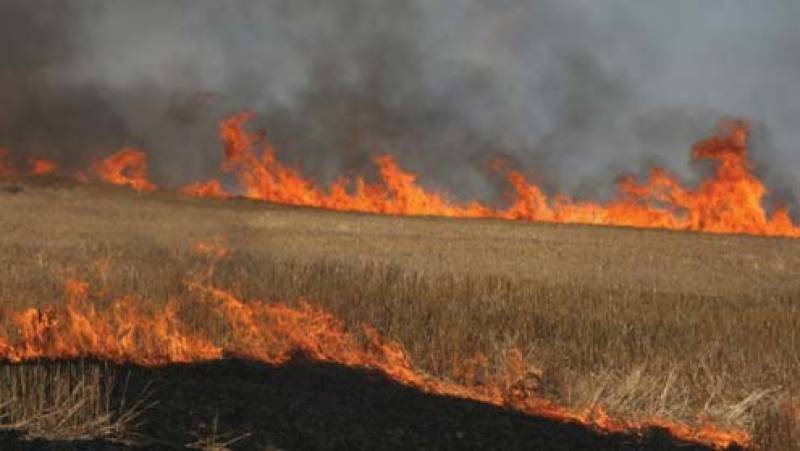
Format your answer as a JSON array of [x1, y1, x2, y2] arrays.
[[2, 0, 799, 208]]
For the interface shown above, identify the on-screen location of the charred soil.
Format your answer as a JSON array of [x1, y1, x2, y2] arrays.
[[0, 358, 743, 451]]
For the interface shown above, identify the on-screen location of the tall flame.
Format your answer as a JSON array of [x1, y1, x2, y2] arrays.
[[188, 113, 800, 238], [0, 113, 797, 238], [206, 112, 491, 217], [0, 273, 748, 450]]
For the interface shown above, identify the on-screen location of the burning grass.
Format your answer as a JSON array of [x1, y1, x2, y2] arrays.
[[0, 262, 750, 449], [204, 114, 800, 238], [3, 114, 800, 239], [0, 180, 799, 448]]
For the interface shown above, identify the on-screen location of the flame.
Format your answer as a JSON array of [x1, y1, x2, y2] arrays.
[[28, 157, 57, 176], [91, 148, 156, 192], [0, 272, 748, 449], [1, 113, 798, 238], [0, 151, 58, 177], [197, 112, 496, 217], [181, 180, 231, 199], [182, 114, 799, 238], [192, 237, 230, 259]]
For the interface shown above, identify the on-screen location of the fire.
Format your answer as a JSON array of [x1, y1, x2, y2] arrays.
[[188, 113, 800, 238], [197, 112, 491, 217], [28, 157, 57, 176], [0, 113, 797, 238], [91, 148, 156, 192], [192, 236, 230, 259], [0, 151, 58, 177], [181, 180, 231, 199], [0, 271, 748, 449]]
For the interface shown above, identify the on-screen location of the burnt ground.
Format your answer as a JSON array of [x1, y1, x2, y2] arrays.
[[1, 356, 745, 451]]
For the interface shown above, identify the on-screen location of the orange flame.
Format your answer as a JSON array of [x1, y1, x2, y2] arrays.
[[28, 157, 57, 176], [0, 274, 748, 449], [2, 113, 798, 238], [195, 111, 493, 217], [192, 237, 230, 259], [91, 148, 156, 192], [0, 151, 58, 178], [181, 180, 231, 199], [181, 113, 799, 238]]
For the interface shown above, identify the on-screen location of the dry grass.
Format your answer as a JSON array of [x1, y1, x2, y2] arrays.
[[185, 414, 253, 451], [1, 178, 799, 448], [0, 361, 151, 444]]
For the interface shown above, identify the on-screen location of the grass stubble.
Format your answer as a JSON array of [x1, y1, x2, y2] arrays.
[[0, 177, 798, 449]]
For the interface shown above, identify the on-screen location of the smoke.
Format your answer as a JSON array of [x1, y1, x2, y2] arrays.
[[3, 0, 800, 206]]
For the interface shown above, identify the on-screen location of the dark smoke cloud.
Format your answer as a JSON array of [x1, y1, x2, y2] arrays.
[[0, 1, 129, 172], [3, 0, 800, 207]]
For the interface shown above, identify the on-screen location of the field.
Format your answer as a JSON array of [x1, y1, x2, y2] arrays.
[[0, 177, 798, 450]]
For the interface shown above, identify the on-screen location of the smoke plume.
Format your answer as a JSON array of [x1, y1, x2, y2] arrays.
[[2, 1, 799, 206]]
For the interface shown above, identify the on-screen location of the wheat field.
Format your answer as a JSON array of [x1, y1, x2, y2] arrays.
[[0, 177, 798, 449]]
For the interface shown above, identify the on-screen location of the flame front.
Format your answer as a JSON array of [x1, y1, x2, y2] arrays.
[[203, 111, 492, 217], [1, 113, 798, 238], [0, 275, 748, 449], [192, 113, 800, 238]]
